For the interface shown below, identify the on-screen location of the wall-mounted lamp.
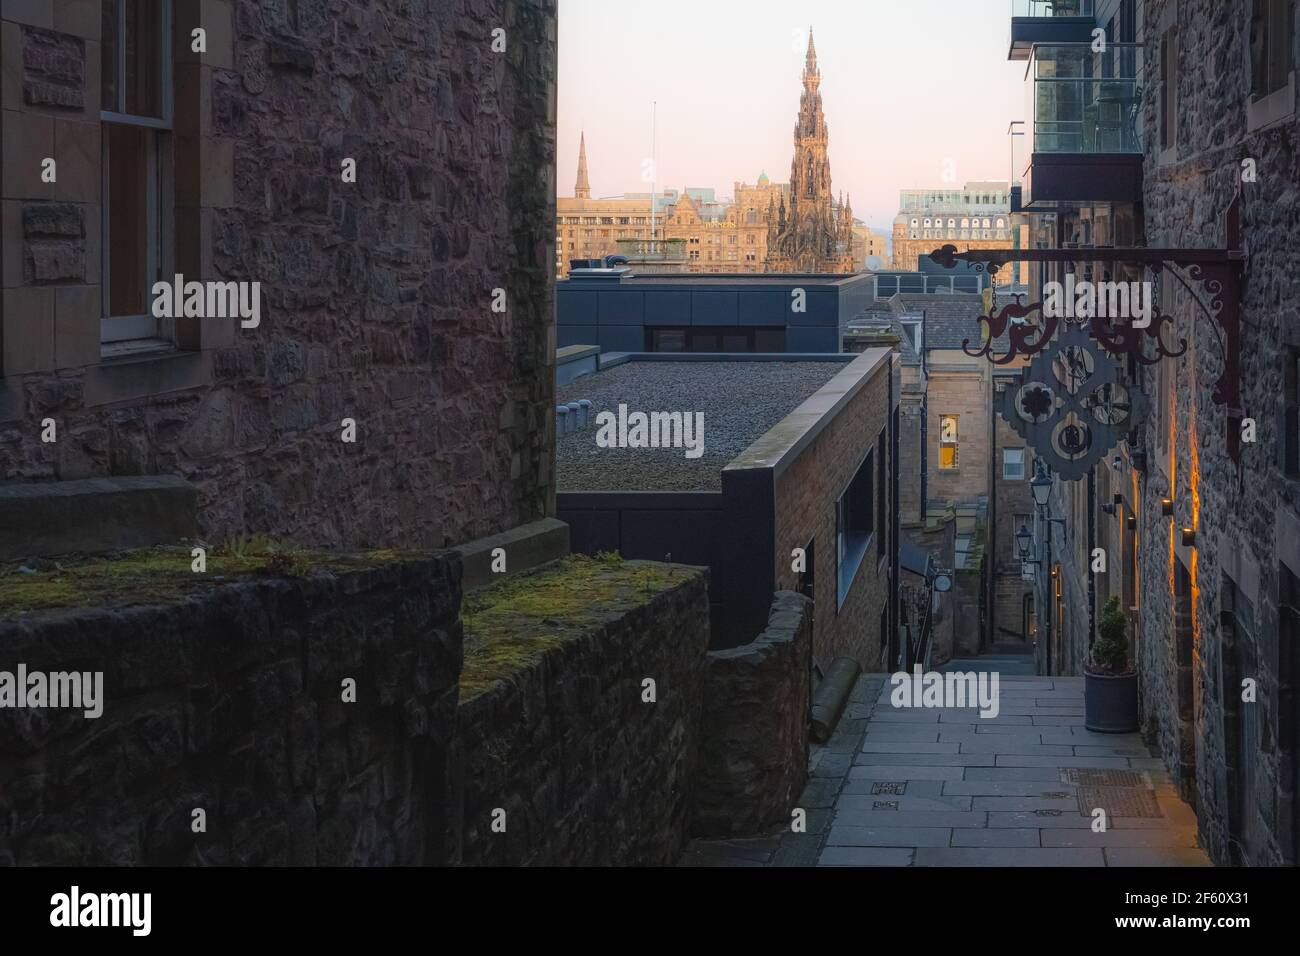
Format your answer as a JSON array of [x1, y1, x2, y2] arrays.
[[1181, 527, 1196, 546], [1015, 523, 1034, 559], [1127, 515, 1138, 531], [1111, 455, 1123, 472], [1112, 493, 1124, 505], [1161, 498, 1174, 517]]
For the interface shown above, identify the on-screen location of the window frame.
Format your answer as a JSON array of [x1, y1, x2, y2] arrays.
[[100, 0, 175, 351], [938, 414, 959, 470], [1003, 447, 1027, 481], [835, 446, 876, 610]]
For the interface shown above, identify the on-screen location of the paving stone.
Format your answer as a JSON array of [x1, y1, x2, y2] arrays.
[[840, 778, 945, 796], [847, 765, 966, 781], [860, 741, 960, 754], [971, 796, 1080, 812], [835, 793, 973, 812], [770, 833, 824, 867], [1042, 829, 1200, 848], [811, 751, 854, 777], [950, 828, 1040, 848], [958, 740, 1073, 755], [855, 753, 996, 767], [943, 780, 1079, 796], [871, 710, 942, 723], [828, 809, 988, 829], [963, 767, 1071, 782], [1030, 715, 1087, 725], [864, 726, 943, 741], [940, 713, 1033, 725], [1103, 847, 1212, 867], [817, 846, 915, 866], [914, 847, 1104, 867], [1127, 758, 1169, 770], [797, 776, 845, 810], [963, 727, 1049, 738], [996, 755, 1133, 768], [826, 826, 953, 847], [1072, 744, 1148, 757]]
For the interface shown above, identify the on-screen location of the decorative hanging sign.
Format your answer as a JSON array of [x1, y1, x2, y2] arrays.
[[929, 191, 1247, 466], [996, 320, 1150, 481]]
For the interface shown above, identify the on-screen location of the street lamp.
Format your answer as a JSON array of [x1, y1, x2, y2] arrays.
[[1016, 523, 1034, 560], [1031, 462, 1052, 509]]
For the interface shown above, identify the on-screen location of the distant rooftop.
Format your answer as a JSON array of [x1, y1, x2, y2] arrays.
[[556, 360, 849, 491]]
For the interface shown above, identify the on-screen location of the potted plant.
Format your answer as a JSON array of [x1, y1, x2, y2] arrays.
[[1084, 596, 1139, 733]]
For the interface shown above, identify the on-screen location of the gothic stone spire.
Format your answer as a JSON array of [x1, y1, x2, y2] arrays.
[[575, 131, 591, 200]]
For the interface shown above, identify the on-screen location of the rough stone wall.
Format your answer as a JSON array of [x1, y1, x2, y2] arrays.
[[773, 355, 894, 672], [451, 568, 710, 866], [693, 591, 811, 838], [0, 555, 463, 866], [1, 0, 557, 552], [1132, 0, 1300, 866]]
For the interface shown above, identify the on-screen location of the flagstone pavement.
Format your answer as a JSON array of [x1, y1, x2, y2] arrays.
[[679, 669, 1211, 867]]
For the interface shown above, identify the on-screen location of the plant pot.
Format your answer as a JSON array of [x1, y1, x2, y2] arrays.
[[1084, 669, 1138, 733]]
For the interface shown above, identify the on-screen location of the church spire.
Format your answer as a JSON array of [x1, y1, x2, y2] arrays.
[[575, 131, 591, 200]]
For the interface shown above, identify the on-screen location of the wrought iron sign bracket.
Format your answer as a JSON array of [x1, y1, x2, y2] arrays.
[[929, 193, 1247, 463]]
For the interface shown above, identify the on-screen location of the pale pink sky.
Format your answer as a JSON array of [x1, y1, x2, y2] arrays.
[[557, 0, 1025, 234]]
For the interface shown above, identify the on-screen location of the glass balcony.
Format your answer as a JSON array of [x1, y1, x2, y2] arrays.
[[1026, 43, 1143, 154], [1012, 0, 1095, 17]]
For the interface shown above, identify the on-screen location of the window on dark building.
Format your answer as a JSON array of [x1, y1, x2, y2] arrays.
[[1286, 348, 1300, 477], [1159, 26, 1178, 152], [876, 428, 887, 558], [101, 0, 173, 346], [1003, 447, 1026, 480], [836, 447, 875, 608], [1251, 0, 1296, 99]]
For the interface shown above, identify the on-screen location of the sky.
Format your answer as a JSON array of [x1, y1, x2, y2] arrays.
[[557, 0, 1026, 234]]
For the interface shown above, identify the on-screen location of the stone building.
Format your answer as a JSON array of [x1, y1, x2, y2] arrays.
[[999, 0, 1300, 866], [553, 132, 784, 278], [0, 0, 557, 553], [851, 223, 890, 272], [891, 182, 1026, 277], [764, 31, 854, 275]]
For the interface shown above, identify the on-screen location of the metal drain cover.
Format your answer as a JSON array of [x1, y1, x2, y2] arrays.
[[871, 781, 907, 795], [872, 800, 900, 810], [1061, 768, 1148, 788], [1077, 786, 1163, 818]]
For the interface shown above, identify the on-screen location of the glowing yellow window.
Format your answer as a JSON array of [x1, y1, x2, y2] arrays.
[[939, 415, 958, 469]]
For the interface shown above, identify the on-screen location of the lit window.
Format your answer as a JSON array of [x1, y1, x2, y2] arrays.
[[939, 415, 958, 469]]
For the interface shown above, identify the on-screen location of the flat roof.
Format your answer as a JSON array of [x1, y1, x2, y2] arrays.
[[556, 360, 850, 491]]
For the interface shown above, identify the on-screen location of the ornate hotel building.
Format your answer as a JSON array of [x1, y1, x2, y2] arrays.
[[891, 182, 1028, 277]]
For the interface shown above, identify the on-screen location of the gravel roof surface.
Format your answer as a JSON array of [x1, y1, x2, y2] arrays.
[[556, 361, 847, 491]]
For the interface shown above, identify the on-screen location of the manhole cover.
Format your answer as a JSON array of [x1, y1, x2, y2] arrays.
[[1078, 786, 1163, 818], [871, 782, 907, 795], [872, 800, 900, 810], [1061, 768, 1148, 787]]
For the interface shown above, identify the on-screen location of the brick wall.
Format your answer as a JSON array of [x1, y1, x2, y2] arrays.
[[1, 0, 557, 551], [773, 352, 894, 672]]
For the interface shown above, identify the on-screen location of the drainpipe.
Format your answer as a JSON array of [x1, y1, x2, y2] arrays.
[[987, 373, 997, 653], [1087, 465, 1097, 649]]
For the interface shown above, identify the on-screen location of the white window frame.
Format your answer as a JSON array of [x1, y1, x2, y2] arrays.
[[101, 0, 174, 349], [1003, 447, 1026, 480]]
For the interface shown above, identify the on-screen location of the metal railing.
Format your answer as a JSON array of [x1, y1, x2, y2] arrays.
[[1011, 0, 1094, 16], [873, 274, 986, 297], [1027, 43, 1143, 154]]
